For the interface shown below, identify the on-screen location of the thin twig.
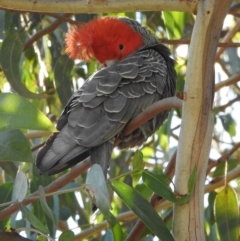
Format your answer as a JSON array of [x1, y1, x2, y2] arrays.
[[215, 95, 240, 112], [215, 73, 240, 92], [215, 20, 240, 61], [160, 38, 240, 47], [207, 142, 240, 173], [24, 17, 66, 51]]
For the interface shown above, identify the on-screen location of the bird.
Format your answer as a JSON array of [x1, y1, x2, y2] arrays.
[[36, 17, 176, 177]]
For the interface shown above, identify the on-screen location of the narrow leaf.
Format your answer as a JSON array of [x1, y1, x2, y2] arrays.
[[215, 186, 239, 241], [219, 114, 236, 137], [132, 150, 145, 187], [205, 191, 217, 225], [38, 185, 57, 225], [0, 30, 44, 99], [19, 202, 49, 234], [54, 55, 74, 107], [12, 171, 28, 202], [0, 93, 56, 131], [110, 181, 174, 241], [100, 209, 123, 241], [142, 167, 196, 204], [163, 12, 174, 39], [0, 129, 33, 162], [59, 230, 74, 241]]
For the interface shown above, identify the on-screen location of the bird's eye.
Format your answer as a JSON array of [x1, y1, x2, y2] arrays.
[[119, 44, 124, 51]]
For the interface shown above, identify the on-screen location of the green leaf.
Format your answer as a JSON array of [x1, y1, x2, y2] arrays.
[[0, 182, 14, 228], [54, 55, 74, 107], [142, 167, 196, 204], [205, 192, 217, 225], [0, 182, 14, 207], [219, 114, 236, 137], [0, 129, 33, 162], [58, 230, 74, 241], [215, 186, 239, 241], [163, 11, 185, 39], [101, 209, 123, 241], [0, 93, 56, 131], [12, 171, 28, 202], [38, 185, 57, 226], [163, 12, 174, 39], [86, 164, 123, 241], [132, 150, 144, 187], [19, 202, 49, 234], [0, 161, 18, 178], [110, 181, 174, 241], [0, 30, 44, 99], [212, 159, 238, 178]]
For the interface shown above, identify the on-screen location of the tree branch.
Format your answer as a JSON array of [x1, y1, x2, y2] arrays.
[[207, 142, 240, 173], [24, 17, 66, 51], [160, 38, 240, 48], [215, 19, 240, 61], [215, 73, 240, 92], [0, 0, 198, 14]]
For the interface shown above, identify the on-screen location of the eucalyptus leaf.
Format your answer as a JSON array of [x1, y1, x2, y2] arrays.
[[38, 185, 57, 226], [19, 202, 49, 234], [0, 30, 44, 99], [110, 181, 174, 241], [86, 165, 123, 240], [54, 55, 74, 107], [58, 230, 74, 241], [0, 93, 56, 131], [0, 129, 33, 162], [12, 171, 28, 202], [132, 150, 145, 187], [215, 186, 239, 241], [85, 164, 111, 211]]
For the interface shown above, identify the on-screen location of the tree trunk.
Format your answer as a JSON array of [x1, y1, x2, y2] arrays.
[[173, 0, 233, 240]]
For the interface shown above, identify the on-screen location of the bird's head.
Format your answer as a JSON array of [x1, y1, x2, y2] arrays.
[[65, 17, 144, 65]]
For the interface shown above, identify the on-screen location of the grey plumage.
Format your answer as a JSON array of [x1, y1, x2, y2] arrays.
[[36, 18, 176, 176]]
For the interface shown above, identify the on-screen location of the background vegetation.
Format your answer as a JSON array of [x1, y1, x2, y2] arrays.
[[0, 3, 239, 241]]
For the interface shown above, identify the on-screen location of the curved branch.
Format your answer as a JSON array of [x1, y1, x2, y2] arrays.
[[115, 96, 182, 145], [24, 17, 65, 51]]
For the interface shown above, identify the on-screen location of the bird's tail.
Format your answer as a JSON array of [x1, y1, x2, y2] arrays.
[[90, 141, 114, 179], [36, 126, 90, 175]]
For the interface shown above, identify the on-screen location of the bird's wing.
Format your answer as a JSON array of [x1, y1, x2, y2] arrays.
[[60, 48, 169, 148], [36, 48, 173, 174]]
